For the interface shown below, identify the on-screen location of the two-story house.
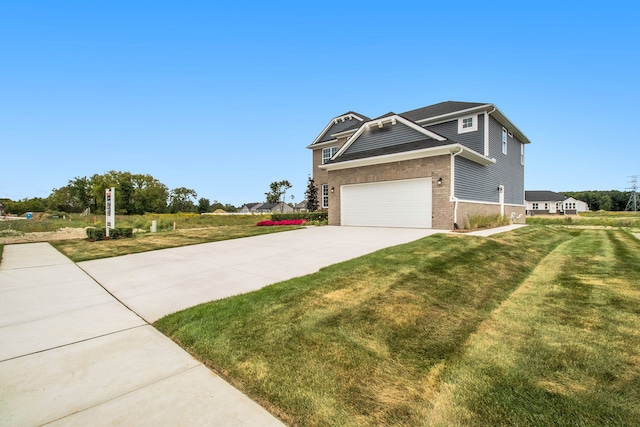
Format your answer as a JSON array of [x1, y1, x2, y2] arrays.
[[307, 101, 530, 229]]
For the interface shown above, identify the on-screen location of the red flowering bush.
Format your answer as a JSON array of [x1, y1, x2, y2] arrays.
[[256, 219, 307, 226]]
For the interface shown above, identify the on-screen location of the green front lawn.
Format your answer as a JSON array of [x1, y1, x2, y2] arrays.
[[155, 227, 640, 426]]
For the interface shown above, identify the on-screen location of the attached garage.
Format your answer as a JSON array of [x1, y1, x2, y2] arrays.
[[341, 178, 432, 228]]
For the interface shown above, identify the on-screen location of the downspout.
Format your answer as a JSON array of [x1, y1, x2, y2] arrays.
[[450, 147, 464, 228]]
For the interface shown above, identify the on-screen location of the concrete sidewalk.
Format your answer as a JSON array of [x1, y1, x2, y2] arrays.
[[0, 243, 284, 426]]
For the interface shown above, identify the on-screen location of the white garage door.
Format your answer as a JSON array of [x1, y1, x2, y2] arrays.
[[341, 178, 432, 228]]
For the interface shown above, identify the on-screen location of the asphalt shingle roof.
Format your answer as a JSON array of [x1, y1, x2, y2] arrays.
[[400, 101, 487, 122], [524, 191, 567, 202]]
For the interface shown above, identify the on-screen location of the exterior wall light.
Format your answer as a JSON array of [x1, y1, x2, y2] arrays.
[[331, 187, 335, 193], [437, 177, 443, 186]]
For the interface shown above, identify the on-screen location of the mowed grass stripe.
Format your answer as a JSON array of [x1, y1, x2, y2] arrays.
[[156, 227, 576, 426], [429, 229, 640, 426]]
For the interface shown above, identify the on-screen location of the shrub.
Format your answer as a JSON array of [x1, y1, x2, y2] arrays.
[[257, 219, 307, 227], [270, 212, 328, 222], [86, 227, 133, 241], [109, 227, 133, 238], [86, 228, 105, 241], [464, 214, 511, 230]]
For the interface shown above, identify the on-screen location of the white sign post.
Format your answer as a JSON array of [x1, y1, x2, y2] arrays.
[[105, 187, 115, 237]]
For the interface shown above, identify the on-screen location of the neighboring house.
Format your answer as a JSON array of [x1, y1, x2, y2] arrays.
[[238, 202, 294, 214], [525, 191, 589, 215], [238, 203, 263, 213], [293, 201, 308, 212], [0, 201, 5, 217], [307, 101, 530, 229], [262, 202, 294, 213]]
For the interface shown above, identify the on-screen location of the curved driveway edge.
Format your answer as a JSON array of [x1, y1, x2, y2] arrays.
[[79, 226, 446, 323]]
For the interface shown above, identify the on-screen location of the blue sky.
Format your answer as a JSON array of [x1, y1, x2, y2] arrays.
[[2, 1, 639, 206]]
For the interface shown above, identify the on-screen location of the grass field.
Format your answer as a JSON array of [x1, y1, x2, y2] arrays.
[[51, 225, 301, 262], [0, 213, 303, 262], [527, 211, 640, 229], [0, 212, 269, 233], [156, 227, 640, 426]]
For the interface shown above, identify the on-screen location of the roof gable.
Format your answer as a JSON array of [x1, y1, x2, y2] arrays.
[[311, 112, 369, 145], [332, 114, 446, 161], [341, 117, 442, 158]]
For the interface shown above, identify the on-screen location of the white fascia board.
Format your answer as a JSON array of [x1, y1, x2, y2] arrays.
[[455, 145, 496, 165], [415, 104, 494, 125], [332, 114, 446, 159], [310, 113, 366, 146], [394, 115, 446, 141], [331, 128, 358, 139], [488, 107, 531, 144], [319, 144, 494, 171], [306, 139, 338, 150]]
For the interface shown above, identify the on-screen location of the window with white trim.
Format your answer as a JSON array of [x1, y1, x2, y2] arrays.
[[502, 127, 508, 155], [322, 184, 329, 208], [520, 143, 524, 165], [458, 115, 478, 133], [544, 203, 548, 210], [532, 203, 539, 210], [322, 146, 338, 164]]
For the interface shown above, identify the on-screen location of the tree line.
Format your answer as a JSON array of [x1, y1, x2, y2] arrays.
[[1, 171, 236, 216], [562, 190, 631, 211]]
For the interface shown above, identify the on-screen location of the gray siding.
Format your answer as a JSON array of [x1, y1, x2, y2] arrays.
[[319, 118, 362, 143], [344, 122, 430, 155], [455, 157, 497, 202], [454, 116, 524, 205], [425, 115, 484, 153]]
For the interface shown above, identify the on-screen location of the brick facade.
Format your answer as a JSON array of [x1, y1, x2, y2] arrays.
[[311, 137, 349, 211], [326, 155, 453, 229]]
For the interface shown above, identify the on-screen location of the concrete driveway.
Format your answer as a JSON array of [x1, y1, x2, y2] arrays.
[[1, 226, 444, 426], [79, 226, 445, 322]]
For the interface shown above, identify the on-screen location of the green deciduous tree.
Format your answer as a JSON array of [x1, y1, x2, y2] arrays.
[[198, 197, 211, 213], [168, 187, 198, 213], [265, 180, 292, 204]]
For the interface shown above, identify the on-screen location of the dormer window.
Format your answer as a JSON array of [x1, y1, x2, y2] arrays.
[[322, 146, 338, 164], [458, 115, 478, 133]]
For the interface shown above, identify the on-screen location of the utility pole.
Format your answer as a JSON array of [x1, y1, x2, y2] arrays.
[[625, 175, 639, 212]]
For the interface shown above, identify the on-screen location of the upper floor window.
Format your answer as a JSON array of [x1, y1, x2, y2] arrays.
[[532, 203, 539, 210], [501, 127, 508, 155], [322, 146, 338, 164], [458, 115, 478, 134], [520, 143, 524, 165], [321, 184, 329, 208]]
